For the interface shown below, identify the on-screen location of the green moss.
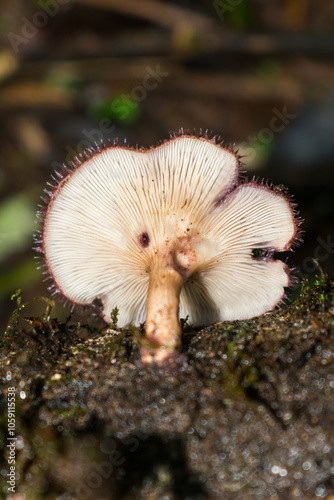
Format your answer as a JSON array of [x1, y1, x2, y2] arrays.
[[5, 289, 55, 336], [110, 306, 119, 329]]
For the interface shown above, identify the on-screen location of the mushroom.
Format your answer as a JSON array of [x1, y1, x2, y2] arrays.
[[35, 132, 301, 363]]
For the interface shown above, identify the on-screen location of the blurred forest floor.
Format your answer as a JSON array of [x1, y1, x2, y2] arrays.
[[0, 0, 334, 330]]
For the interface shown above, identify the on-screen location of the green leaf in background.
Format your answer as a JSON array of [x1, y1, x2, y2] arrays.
[[89, 94, 141, 125], [0, 190, 38, 262], [226, 1, 255, 31]]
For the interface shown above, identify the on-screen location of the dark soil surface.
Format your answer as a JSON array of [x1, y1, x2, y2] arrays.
[[1, 276, 334, 500]]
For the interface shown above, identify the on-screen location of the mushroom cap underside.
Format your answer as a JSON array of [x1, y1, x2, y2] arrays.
[[39, 135, 298, 326]]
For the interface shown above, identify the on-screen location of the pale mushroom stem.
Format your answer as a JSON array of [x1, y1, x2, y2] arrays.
[[143, 251, 184, 363]]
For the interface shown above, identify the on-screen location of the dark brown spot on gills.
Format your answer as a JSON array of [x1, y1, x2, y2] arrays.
[[139, 232, 150, 248]]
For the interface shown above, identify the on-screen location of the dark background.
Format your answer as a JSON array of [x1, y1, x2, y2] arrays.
[[0, 0, 333, 330]]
